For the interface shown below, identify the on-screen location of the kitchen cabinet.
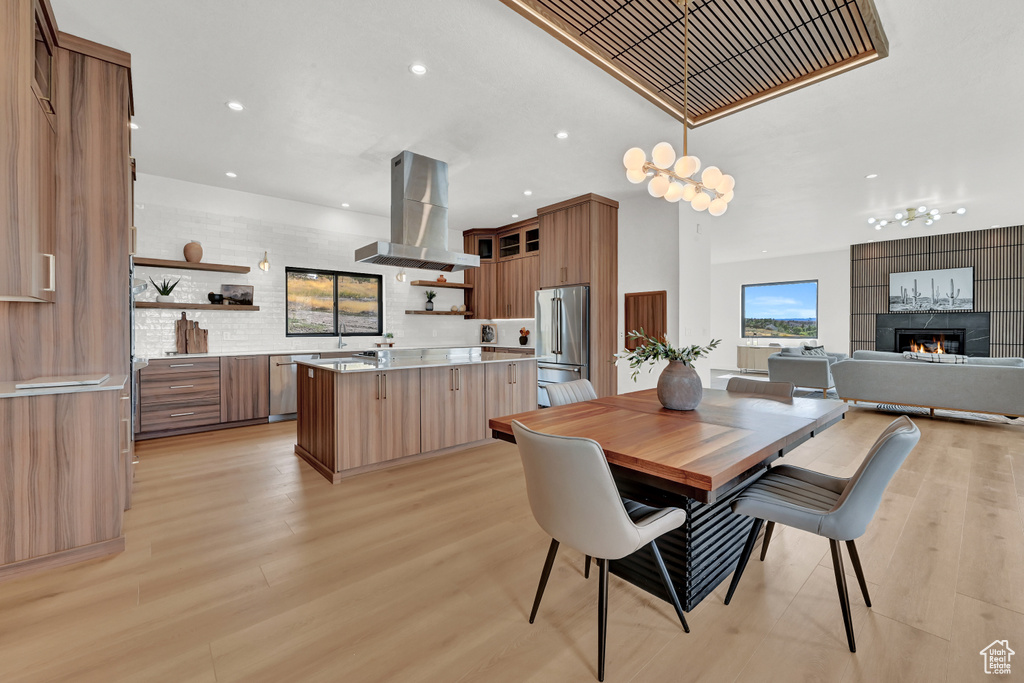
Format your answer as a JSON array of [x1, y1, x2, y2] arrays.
[[485, 359, 539, 422], [120, 385, 133, 510], [220, 355, 270, 422], [138, 358, 222, 434], [497, 254, 539, 319], [420, 364, 486, 451], [1, 0, 58, 302], [466, 261, 497, 320], [378, 370, 421, 463], [540, 201, 590, 288]]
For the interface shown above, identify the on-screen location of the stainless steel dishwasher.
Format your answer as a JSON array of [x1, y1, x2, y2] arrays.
[[270, 354, 320, 420]]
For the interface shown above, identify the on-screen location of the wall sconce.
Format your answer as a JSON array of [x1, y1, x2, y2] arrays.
[[396, 269, 407, 282], [258, 251, 270, 272]]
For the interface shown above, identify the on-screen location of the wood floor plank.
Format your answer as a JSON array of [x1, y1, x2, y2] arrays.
[[0, 411, 1021, 681]]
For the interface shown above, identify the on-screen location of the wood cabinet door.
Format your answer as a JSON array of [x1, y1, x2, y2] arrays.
[[452, 364, 487, 444], [420, 366, 459, 452], [518, 255, 540, 318], [469, 262, 497, 320], [336, 371, 383, 471], [496, 258, 524, 320], [380, 369, 421, 462], [220, 355, 270, 422], [34, 100, 56, 302], [511, 360, 539, 414], [484, 362, 514, 423], [539, 204, 590, 288]]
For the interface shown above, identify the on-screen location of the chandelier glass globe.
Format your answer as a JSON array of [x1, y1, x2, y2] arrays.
[[651, 142, 676, 169], [648, 174, 670, 198], [690, 192, 711, 212]]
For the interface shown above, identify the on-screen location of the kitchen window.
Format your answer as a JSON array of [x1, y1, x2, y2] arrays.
[[285, 267, 383, 337]]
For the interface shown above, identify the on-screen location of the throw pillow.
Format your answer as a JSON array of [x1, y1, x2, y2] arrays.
[[801, 346, 828, 357], [902, 351, 969, 364], [780, 347, 803, 356]]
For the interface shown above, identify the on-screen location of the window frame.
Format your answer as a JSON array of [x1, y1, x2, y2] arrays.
[[285, 266, 384, 338], [740, 278, 818, 339]]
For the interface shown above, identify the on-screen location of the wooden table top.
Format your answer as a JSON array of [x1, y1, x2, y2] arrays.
[[488, 388, 847, 493]]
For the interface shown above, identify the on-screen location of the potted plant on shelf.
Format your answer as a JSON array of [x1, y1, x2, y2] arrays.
[[149, 277, 181, 304], [519, 327, 530, 346], [376, 332, 395, 348], [615, 330, 721, 411], [425, 290, 436, 311]]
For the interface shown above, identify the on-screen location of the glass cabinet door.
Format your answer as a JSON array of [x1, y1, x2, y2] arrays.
[[498, 231, 521, 259], [477, 236, 494, 261]]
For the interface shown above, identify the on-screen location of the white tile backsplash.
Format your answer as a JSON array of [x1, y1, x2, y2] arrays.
[[134, 202, 533, 358]]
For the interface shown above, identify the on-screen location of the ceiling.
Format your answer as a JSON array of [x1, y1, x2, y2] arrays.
[[51, 0, 1024, 264], [502, 0, 887, 126]]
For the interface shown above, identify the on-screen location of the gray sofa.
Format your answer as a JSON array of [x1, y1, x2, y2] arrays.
[[831, 350, 1024, 418], [767, 348, 848, 396]]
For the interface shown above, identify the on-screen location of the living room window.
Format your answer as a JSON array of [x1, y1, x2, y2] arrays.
[[742, 279, 818, 338], [285, 267, 383, 337]]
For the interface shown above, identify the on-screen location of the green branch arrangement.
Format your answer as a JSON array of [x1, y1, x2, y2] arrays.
[[425, 290, 437, 302], [614, 329, 721, 381], [149, 277, 181, 296]]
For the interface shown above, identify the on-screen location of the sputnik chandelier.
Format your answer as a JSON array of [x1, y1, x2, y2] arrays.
[[621, 0, 735, 216], [868, 205, 966, 230]]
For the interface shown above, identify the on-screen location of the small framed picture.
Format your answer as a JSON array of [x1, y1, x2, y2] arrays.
[[221, 284, 254, 305], [480, 323, 497, 344]]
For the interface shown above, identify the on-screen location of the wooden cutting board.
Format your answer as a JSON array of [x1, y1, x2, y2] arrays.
[[176, 313, 209, 354]]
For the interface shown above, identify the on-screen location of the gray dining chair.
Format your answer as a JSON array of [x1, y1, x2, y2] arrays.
[[511, 420, 689, 681], [726, 377, 795, 397], [545, 379, 598, 406], [723, 416, 920, 652]]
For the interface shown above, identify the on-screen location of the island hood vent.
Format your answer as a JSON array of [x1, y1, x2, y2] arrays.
[[355, 151, 479, 272]]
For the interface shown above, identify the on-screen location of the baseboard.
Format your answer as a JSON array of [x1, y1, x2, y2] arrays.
[[0, 536, 125, 584], [295, 438, 497, 485], [136, 417, 269, 441]]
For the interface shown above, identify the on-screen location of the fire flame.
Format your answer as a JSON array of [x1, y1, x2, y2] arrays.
[[910, 337, 945, 354]]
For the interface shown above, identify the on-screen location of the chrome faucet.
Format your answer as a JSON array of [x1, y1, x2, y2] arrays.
[[338, 321, 347, 349]]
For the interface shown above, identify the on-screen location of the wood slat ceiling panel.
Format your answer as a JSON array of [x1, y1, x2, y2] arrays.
[[503, 0, 887, 125]]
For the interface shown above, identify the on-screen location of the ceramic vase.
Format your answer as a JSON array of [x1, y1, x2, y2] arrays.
[[426, 301, 434, 311], [183, 240, 203, 263], [156, 295, 174, 303], [657, 361, 702, 410], [519, 335, 529, 346]]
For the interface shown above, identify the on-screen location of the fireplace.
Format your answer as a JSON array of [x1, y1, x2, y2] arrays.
[[875, 312, 990, 356], [895, 329, 965, 355]]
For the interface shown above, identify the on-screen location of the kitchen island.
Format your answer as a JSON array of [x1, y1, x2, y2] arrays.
[[294, 349, 537, 483]]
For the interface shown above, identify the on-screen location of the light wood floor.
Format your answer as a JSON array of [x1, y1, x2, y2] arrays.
[[1, 408, 1022, 682]]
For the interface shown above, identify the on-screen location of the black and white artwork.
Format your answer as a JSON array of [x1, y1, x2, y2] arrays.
[[480, 324, 497, 344], [888, 267, 973, 312]]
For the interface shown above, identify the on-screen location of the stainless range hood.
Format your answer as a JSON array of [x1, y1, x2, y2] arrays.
[[355, 151, 479, 272]]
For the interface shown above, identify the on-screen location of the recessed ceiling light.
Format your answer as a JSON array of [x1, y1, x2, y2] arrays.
[[409, 63, 427, 75], [523, 190, 532, 196], [555, 131, 569, 139], [991, 224, 1000, 228], [865, 173, 878, 179], [761, 250, 768, 253], [341, 203, 350, 208], [129, 122, 138, 130], [956, 207, 967, 215], [226, 101, 245, 111], [225, 172, 237, 178], [512, 214, 519, 218]]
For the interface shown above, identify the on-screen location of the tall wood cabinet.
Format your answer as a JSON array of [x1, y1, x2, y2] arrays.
[[464, 218, 540, 320], [537, 194, 619, 398], [0, 1, 135, 580]]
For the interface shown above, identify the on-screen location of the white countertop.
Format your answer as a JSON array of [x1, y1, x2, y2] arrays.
[[0, 374, 128, 399], [138, 345, 535, 361], [300, 352, 539, 374]]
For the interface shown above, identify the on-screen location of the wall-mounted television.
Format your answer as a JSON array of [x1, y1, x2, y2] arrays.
[[742, 279, 818, 338]]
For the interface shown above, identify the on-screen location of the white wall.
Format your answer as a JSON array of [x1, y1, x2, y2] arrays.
[[679, 213, 713, 386], [616, 195, 682, 392], [707, 249, 850, 372], [134, 174, 530, 357]]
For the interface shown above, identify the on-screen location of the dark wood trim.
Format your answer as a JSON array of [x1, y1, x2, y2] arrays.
[[294, 444, 341, 484], [56, 32, 130, 68], [135, 417, 268, 441], [537, 193, 619, 215], [0, 537, 124, 584]]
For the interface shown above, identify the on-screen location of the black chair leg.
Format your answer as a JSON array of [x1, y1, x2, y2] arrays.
[[830, 539, 857, 652], [760, 521, 775, 561], [845, 540, 871, 607], [597, 558, 609, 682], [585, 555, 591, 579], [649, 541, 689, 633], [725, 518, 764, 605], [529, 539, 559, 624]]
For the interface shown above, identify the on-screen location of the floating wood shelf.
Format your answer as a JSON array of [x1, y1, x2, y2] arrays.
[[405, 310, 473, 316], [409, 280, 472, 290], [135, 302, 260, 311], [134, 257, 251, 274]]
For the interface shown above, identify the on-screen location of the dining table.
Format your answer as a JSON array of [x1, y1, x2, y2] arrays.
[[488, 387, 847, 611]]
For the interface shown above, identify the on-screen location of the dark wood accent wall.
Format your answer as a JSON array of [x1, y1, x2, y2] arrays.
[[624, 290, 667, 350], [850, 225, 1024, 357]]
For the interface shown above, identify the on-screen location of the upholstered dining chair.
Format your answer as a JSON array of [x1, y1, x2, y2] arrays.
[[723, 416, 921, 652], [545, 378, 598, 407], [725, 377, 796, 397], [511, 420, 689, 681]]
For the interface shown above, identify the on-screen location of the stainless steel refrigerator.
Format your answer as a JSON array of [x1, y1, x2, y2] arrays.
[[534, 285, 590, 406]]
